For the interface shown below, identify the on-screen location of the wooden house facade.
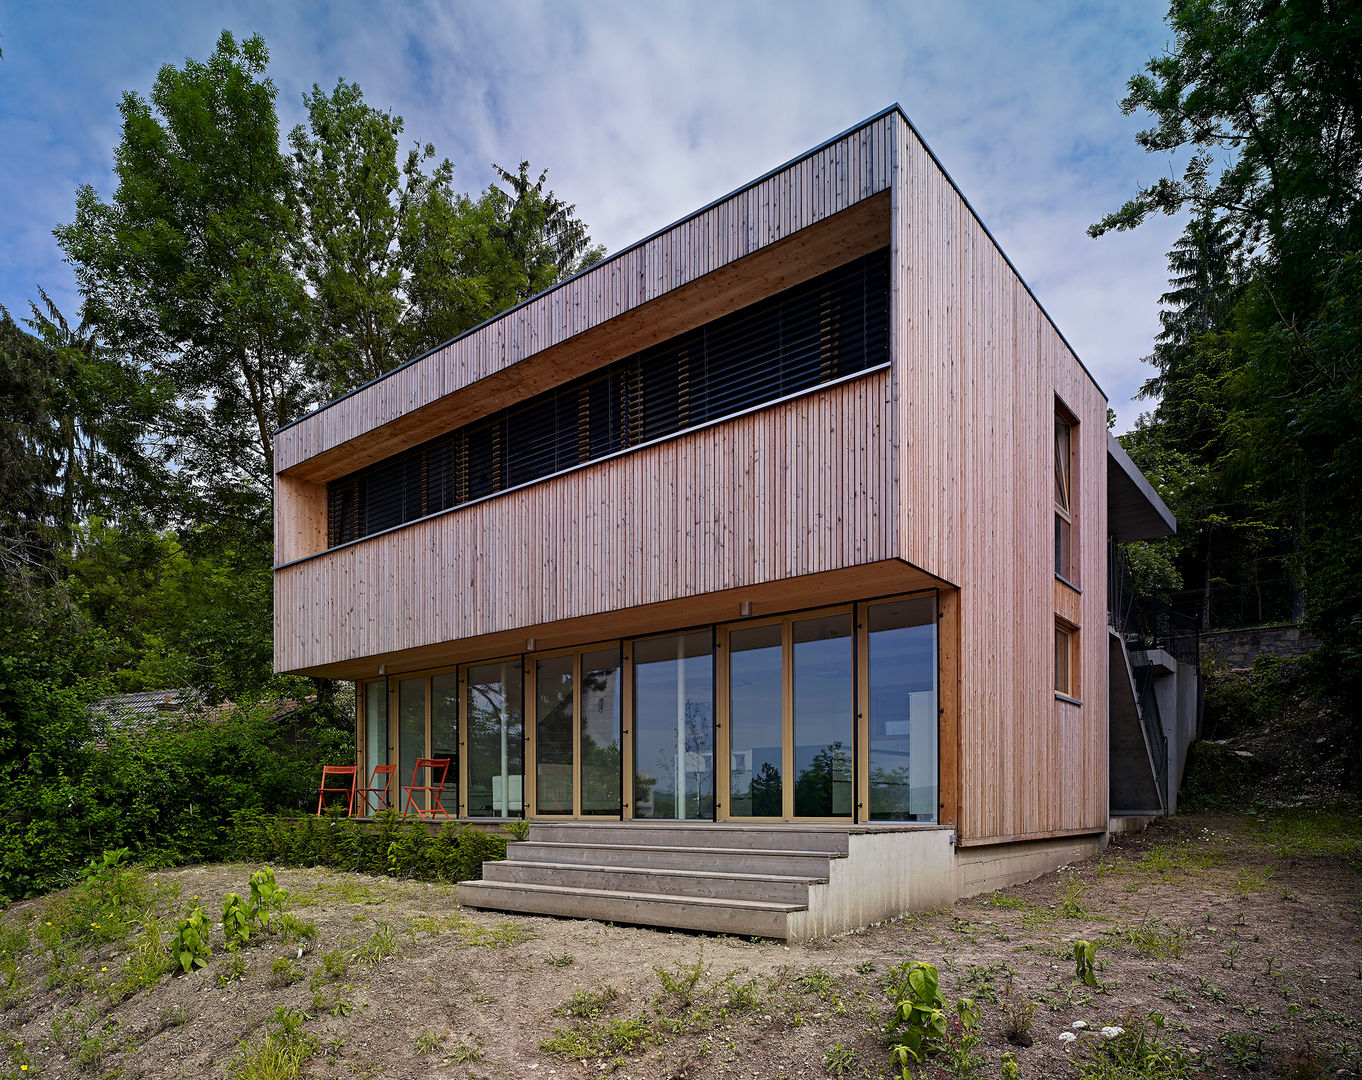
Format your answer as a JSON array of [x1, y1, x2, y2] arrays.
[[273, 107, 1174, 936]]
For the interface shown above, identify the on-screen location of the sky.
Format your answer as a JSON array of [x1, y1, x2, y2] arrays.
[[0, 1, 1187, 431]]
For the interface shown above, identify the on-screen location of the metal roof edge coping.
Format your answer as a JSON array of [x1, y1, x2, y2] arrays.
[[275, 102, 1106, 439]]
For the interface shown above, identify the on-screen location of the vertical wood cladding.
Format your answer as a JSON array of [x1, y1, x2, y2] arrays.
[[890, 119, 1110, 843], [274, 372, 895, 671]]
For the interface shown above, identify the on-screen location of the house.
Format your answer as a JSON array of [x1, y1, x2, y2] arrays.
[[272, 106, 1182, 939]]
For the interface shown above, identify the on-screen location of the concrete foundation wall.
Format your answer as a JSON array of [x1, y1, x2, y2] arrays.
[[953, 835, 1106, 899], [788, 828, 1109, 940], [791, 829, 956, 939]]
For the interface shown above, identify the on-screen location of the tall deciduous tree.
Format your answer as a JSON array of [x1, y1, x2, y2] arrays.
[[55, 31, 313, 524]]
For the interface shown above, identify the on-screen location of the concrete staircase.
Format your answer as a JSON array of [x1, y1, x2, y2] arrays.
[[456, 821, 853, 939]]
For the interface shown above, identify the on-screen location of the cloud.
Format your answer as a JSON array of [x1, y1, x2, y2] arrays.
[[0, 0, 1181, 429]]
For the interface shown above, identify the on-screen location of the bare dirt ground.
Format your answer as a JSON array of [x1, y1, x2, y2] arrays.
[[1, 811, 1359, 1080]]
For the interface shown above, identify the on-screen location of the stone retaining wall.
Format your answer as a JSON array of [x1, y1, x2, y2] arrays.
[[1200, 624, 1320, 670]]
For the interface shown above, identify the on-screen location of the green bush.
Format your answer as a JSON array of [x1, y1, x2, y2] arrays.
[[0, 670, 351, 900], [229, 812, 506, 882]]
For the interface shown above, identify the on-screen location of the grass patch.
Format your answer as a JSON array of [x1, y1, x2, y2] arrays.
[[456, 918, 534, 948], [1232, 865, 1275, 895], [1108, 918, 1188, 960], [556, 986, 621, 1019], [1137, 844, 1224, 874], [228, 1008, 316, 1080], [540, 1015, 654, 1061], [1247, 809, 1362, 862], [352, 921, 403, 965], [109, 915, 171, 999]]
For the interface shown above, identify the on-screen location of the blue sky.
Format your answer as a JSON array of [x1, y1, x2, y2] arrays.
[[0, 1, 1185, 430]]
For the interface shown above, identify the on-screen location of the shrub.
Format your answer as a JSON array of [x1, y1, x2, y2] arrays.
[[0, 683, 352, 901], [230, 814, 506, 883]]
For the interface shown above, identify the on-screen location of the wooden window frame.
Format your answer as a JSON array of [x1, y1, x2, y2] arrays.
[[526, 640, 624, 819], [1054, 401, 1078, 586], [1054, 619, 1079, 701]]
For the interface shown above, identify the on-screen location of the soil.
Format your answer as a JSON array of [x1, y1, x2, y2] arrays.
[[1, 812, 1359, 1080]]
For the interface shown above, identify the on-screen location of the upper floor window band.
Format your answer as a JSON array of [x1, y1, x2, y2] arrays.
[[326, 247, 891, 549]]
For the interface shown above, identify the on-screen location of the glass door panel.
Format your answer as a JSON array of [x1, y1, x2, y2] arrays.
[[792, 614, 854, 818], [363, 681, 388, 812], [867, 597, 938, 821], [727, 624, 784, 817], [398, 678, 427, 812], [535, 655, 574, 814], [467, 660, 524, 817], [633, 632, 714, 820], [580, 647, 622, 816], [430, 671, 459, 813]]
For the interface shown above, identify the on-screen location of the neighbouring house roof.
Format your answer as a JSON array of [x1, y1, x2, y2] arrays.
[[91, 687, 197, 731], [1107, 432, 1176, 542]]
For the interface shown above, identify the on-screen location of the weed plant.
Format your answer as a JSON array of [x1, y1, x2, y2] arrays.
[[1074, 1013, 1191, 1080]]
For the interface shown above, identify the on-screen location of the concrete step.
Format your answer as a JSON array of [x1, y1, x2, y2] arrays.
[[507, 841, 840, 876], [481, 859, 822, 903], [457, 879, 801, 939], [525, 821, 852, 855]]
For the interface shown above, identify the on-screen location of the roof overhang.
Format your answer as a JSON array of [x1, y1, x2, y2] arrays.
[[1107, 432, 1176, 542]]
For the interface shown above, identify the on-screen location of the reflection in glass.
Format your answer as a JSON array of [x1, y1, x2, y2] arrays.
[[398, 678, 426, 812], [728, 624, 783, 816], [364, 681, 388, 812], [580, 648, 622, 816], [536, 655, 574, 814], [792, 614, 854, 818], [467, 660, 524, 817], [633, 632, 713, 820], [867, 597, 938, 821], [431, 672, 459, 811]]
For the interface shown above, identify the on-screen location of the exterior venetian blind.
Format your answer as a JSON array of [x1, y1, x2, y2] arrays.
[[326, 247, 890, 548]]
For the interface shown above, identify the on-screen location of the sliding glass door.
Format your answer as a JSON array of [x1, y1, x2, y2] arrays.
[[533, 646, 623, 817], [430, 671, 459, 813], [865, 597, 938, 821], [720, 610, 855, 820], [467, 659, 524, 818], [580, 648, 623, 816], [632, 632, 714, 820], [727, 623, 784, 817], [791, 613, 855, 818], [362, 681, 388, 808]]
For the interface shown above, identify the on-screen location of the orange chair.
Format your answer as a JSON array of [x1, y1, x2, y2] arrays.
[[357, 763, 397, 815], [316, 765, 357, 816], [403, 758, 453, 820]]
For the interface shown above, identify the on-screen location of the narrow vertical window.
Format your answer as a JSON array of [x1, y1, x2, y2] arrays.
[[1054, 409, 1075, 581], [1055, 622, 1075, 698]]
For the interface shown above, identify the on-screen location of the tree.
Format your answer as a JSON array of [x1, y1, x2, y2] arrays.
[[1099, 0, 1362, 695], [55, 31, 314, 525], [291, 79, 447, 395], [402, 162, 607, 364]]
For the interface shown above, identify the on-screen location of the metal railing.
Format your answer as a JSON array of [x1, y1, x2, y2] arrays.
[[1133, 662, 1170, 812], [1107, 538, 1200, 665], [1108, 537, 1194, 813]]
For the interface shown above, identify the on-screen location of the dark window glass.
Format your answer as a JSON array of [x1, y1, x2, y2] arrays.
[[465, 420, 500, 501]]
